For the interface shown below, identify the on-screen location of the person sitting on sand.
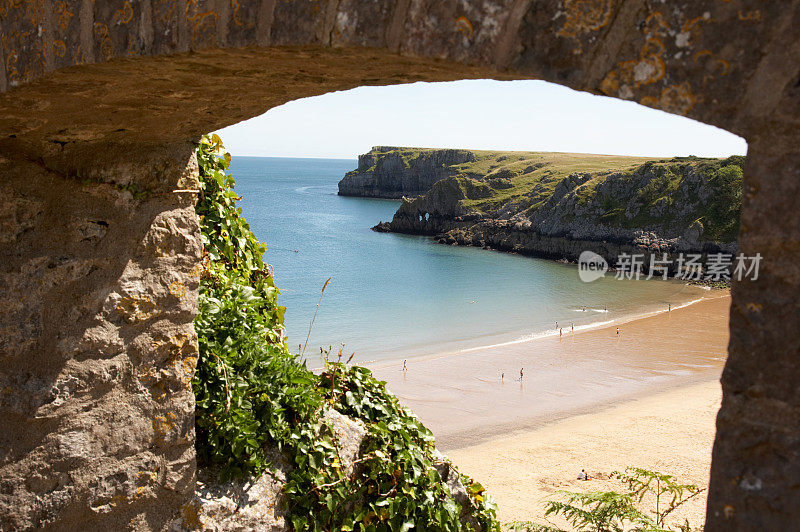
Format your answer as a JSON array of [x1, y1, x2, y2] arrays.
[[577, 469, 591, 481]]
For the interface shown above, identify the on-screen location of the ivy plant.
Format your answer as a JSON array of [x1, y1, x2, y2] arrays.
[[192, 134, 499, 530]]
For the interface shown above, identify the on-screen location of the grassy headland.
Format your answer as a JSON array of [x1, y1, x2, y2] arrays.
[[349, 147, 744, 267]]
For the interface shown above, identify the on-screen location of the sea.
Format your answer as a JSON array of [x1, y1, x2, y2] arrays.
[[230, 156, 712, 367]]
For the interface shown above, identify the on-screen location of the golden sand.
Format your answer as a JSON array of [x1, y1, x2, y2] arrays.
[[448, 380, 721, 527]]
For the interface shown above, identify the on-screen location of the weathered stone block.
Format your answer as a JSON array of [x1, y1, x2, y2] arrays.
[[0, 150, 201, 530]]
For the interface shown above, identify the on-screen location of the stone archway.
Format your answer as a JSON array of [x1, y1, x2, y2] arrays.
[[1, 1, 798, 529]]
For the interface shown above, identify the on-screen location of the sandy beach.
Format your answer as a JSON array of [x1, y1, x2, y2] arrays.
[[449, 379, 721, 527], [369, 294, 730, 527]]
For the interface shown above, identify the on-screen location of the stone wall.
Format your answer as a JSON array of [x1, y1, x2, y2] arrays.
[[1, 0, 799, 530], [706, 129, 800, 530], [0, 146, 202, 529]]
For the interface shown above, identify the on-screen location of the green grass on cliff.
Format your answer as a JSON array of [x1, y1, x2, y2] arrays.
[[383, 147, 743, 244], [366, 147, 659, 210], [567, 156, 744, 242], [451, 151, 657, 211]]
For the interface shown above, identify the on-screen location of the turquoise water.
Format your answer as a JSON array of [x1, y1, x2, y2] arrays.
[[231, 156, 710, 365]]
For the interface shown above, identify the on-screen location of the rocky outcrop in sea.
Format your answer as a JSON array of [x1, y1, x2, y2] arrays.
[[338, 146, 477, 198]]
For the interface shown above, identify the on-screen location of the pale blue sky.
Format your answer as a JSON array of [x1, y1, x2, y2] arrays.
[[216, 79, 747, 160]]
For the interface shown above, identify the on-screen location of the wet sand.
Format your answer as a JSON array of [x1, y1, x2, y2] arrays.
[[370, 294, 730, 450]]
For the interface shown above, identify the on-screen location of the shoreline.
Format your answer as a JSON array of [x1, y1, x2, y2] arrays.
[[357, 284, 722, 370], [370, 294, 730, 450]]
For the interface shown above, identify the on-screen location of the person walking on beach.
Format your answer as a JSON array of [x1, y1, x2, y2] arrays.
[[571, 323, 574, 333], [559, 328, 563, 339], [616, 327, 620, 336], [520, 368, 524, 381], [555, 321, 558, 329], [501, 372, 504, 383], [403, 359, 407, 372]]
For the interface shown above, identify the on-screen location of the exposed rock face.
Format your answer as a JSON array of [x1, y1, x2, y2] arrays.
[[173, 455, 289, 532], [322, 409, 368, 478], [338, 147, 477, 198], [0, 148, 202, 530], [431, 449, 483, 532], [383, 157, 740, 269], [1, 0, 800, 529]]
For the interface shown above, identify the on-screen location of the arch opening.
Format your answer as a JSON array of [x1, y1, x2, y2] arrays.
[[204, 78, 746, 527], [1, 1, 798, 527]]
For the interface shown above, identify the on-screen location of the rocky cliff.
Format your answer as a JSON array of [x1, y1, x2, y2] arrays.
[[368, 149, 743, 269], [338, 146, 478, 198]]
